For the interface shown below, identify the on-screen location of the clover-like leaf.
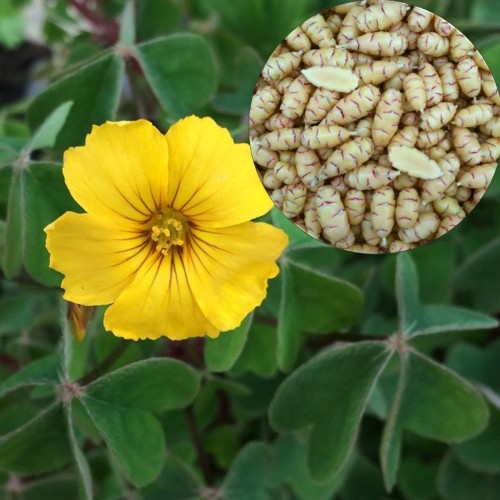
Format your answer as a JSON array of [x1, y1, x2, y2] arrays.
[[204, 313, 252, 372], [438, 453, 500, 500], [212, 46, 264, 115], [222, 442, 272, 500], [276, 263, 301, 372], [454, 236, 500, 314], [141, 453, 202, 500], [447, 339, 500, 393], [28, 54, 123, 150], [135, 34, 216, 117], [81, 396, 165, 488], [0, 404, 73, 474], [271, 434, 347, 500], [207, 0, 317, 56], [396, 253, 420, 333], [85, 358, 200, 412], [231, 322, 277, 377], [27, 101, 73, 152], [380, 350, 489, 491], [0, 354, 60, 398], [454, 403, 500, 474], [396, 253, 498, 336], [270, 342, 392, 483], [398, 455, 439, 500], [2, 163, 82, 286], [277, 256, 363, 371]]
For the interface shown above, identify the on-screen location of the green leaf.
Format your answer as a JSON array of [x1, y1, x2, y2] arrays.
[[396, 253, 420, 334], [286, 242, 345, 278], [411, 239, 456, 304], [0, 354, 60, 398], [91, 308, 144, 370], [136, 0, 181, 41], [272, 208, 312, 247], [27, 101, 73, 152], [408, 304, 498, 337], [22, 163, 81, 286], [28, 54, 124, 150], [235, 46, 264, 95], [0, 404, 73, 474], [276, 263, 301, 372], [454, 403, 500, 474], [438, 454, 500, 500], [380, 354, 408, 491], [0, 0, 24, 48], [447, 340, 500, 393], [472, 0, 500, 24], [380, 350, 489, 490], [398, 455, 439, 500], [85, 358, 200, 412], [204, 313, 252, 372], [288, 261, 363, 334], [231, 322, 277, 377], [66, 401, 93, 500], [271, 434, 347, 500], [135, 34, 217, 117], [277, 255, 363, 371], [481, 43, 500, 82], [2, 170, 23, 277], [212, 93, 251, 115], [0, 293, 38, 336], [412, 347, 490, 429], [207, 0, 317, 56], [0, 165, 13, 212], [21, 477, 78, 500], [203, 425, 239, 468], [230, 373, 281, 422], [0, 147, 20, 171], [269, 342, 391, 483], [0, 220, 5, 264], [397, 253, 498, 336], [212, 46, 263, 114], [222, 442, 272, 500], [82, 396, 165, 487], [193, 381, 219, 430], [141, 454, 202, 500], [455, 236, 500, 314]]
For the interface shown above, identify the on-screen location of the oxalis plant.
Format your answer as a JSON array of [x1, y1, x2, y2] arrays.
[[1, 1, 500, 499]]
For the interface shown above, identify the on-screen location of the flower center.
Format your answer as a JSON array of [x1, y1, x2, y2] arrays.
[[150, 209, 187, 255]]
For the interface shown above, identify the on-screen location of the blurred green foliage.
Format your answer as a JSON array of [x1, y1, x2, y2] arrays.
[[0, 0, 500, 499]]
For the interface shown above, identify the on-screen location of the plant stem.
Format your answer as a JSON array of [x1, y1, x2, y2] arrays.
[[79, 339, 130, 385], [0, 354, 20, 372], [70, 0, 120, 45], [186, 406, 214, 485]]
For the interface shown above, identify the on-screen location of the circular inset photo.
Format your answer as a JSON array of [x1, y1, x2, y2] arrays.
[[249, 1, 499, 254]]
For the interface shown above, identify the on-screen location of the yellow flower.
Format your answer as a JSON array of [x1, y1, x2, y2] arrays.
[[45, 117, 288, 340]]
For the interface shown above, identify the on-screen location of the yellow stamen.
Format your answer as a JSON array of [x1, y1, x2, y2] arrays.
[[150, 209, 187, 255]]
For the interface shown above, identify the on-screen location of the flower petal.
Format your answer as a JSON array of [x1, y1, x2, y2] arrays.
[[185, 222, 288, 331], [165, 116, 273, 228], [45, 212, 150, 305], [103, 251, 219, 340], [63, 120, 169, 223]]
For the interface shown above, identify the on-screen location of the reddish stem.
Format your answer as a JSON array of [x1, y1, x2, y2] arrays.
[[0, 354, 20, 372], [70, 0, 120, 45]]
